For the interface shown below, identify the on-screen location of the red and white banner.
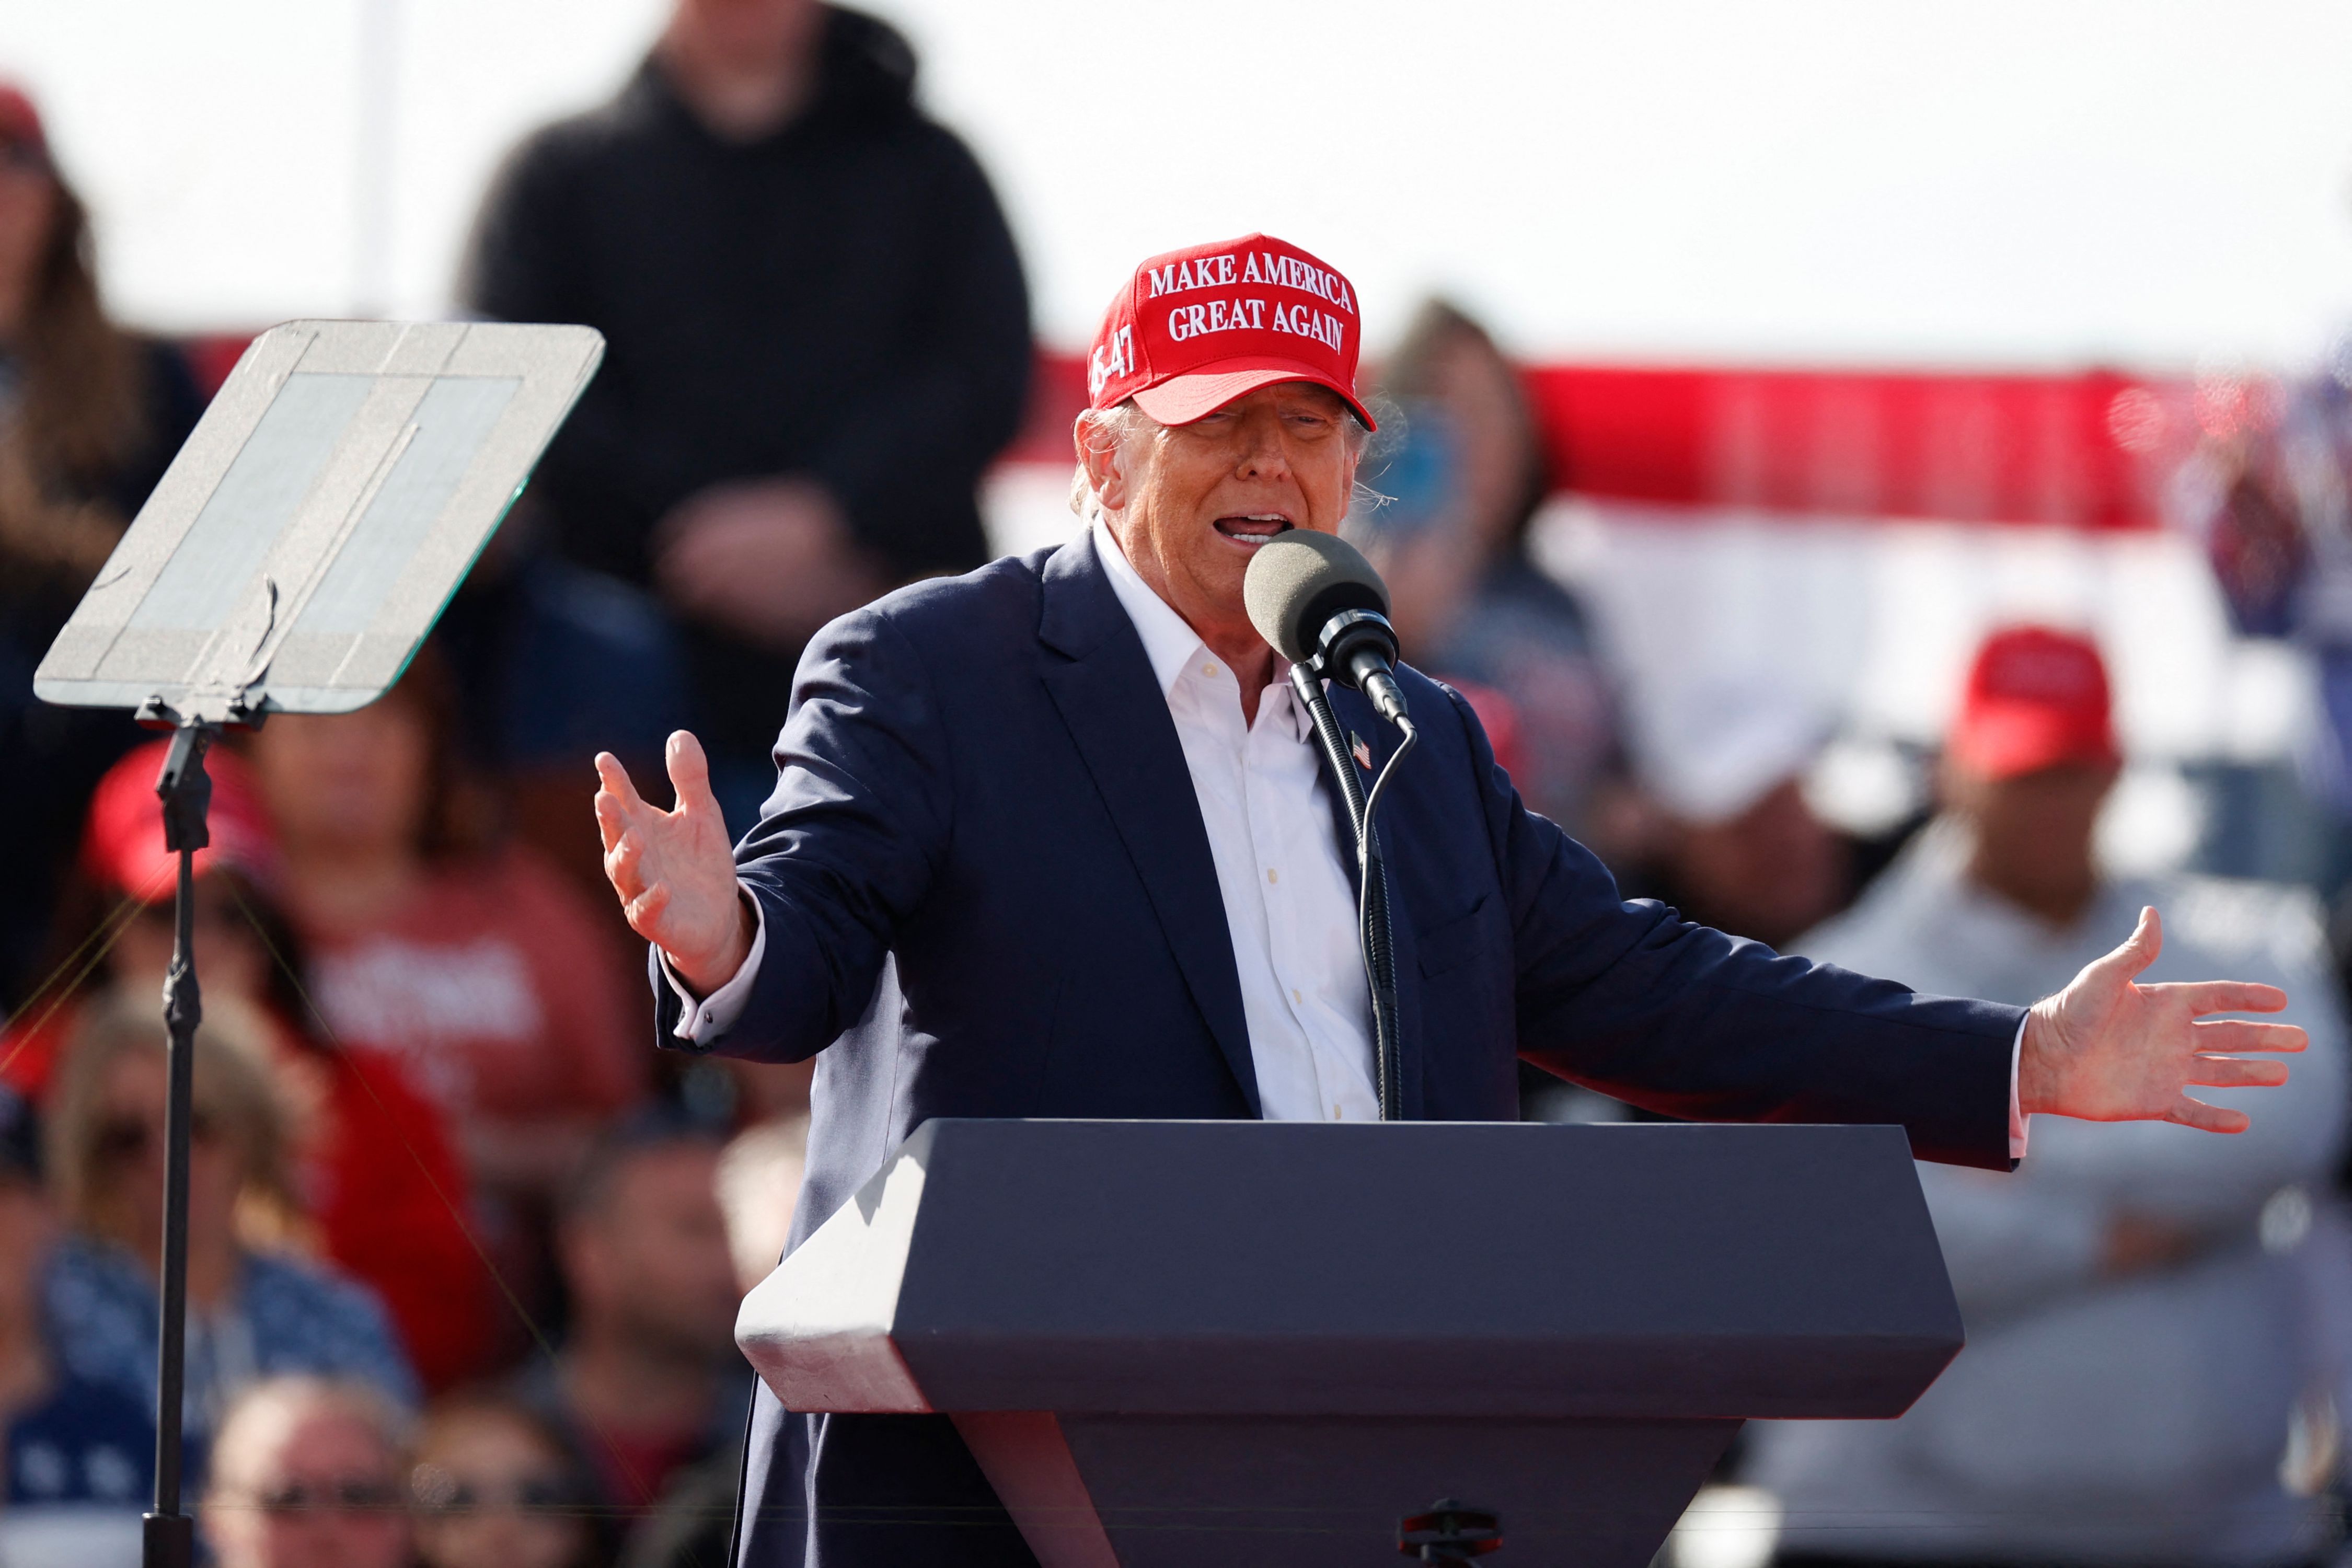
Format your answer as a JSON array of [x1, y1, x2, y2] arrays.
[[1005, 351, 2188, 532]]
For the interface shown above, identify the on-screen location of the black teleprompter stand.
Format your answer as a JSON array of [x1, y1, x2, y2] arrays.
[[25, 320, 609, 1567], [138, 711, 229, 1568]]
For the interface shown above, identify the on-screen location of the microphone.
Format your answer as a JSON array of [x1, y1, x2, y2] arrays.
[[1242, 530, 1411, 729], [1245, 527, 1417, 1120]]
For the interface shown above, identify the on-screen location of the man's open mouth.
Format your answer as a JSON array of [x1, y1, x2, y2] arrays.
[[1214, 515, 1295, 546]]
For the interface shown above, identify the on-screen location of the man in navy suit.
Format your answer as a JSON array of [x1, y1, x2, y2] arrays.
[[593, 234, 2306, 1567]]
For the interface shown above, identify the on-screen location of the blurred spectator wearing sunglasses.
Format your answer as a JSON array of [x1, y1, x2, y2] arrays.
[[411, 1390, 608, 1568], [0, 82, 205, 1012], [42, 1001, 417, 1495], [2, 739, 491, 1390], [0, 1082, 153, 1568], [201, 1375, 411, 1568]]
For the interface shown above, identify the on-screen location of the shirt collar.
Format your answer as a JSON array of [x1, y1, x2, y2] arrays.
[[1093, 518, 1203, 700], [1091, 519, 1313, 743]]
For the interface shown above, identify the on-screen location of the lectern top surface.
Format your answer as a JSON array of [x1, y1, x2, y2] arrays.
[[739, 1119, 1966, 1421], [34, 319, 603, 722]]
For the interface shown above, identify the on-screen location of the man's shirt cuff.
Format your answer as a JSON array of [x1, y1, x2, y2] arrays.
[[2010, 1015, 2029, 1161], [660, 884, 766, 1043]]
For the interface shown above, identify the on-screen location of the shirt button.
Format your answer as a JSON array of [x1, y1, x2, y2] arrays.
[[1292, 988, 1303, 1005], [1266, 868, 1278, 885], [1203, 662, 1219, 677]]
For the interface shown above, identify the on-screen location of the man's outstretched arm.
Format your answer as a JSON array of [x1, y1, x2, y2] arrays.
[[1457, 688, 2305, 1163], [593, 606, 954, 1063]]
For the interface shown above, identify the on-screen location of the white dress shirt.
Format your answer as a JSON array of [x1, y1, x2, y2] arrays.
[[666, 524, 2021, 1143], [1089, 520, 1379, 1122], [668, 521, 1380, 1122]]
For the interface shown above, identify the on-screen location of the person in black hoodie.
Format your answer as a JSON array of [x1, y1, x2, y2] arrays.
[[462, 0, 1032, 828]]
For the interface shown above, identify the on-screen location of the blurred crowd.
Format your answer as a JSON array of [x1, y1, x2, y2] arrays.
[[5, 2, 2352, 1566]]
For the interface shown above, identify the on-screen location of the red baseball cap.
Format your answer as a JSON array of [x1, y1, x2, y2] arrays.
[[1947, 626, 2122, 780], [1087, 233, 1375, 430], [79, 740, 283, 903]]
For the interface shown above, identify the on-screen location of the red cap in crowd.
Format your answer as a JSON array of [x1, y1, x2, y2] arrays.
[[1087, 233, 1375, 430], [1947, 625, 2122, 780], [79, 740, 283, 903], [0, 85, 47, 159]]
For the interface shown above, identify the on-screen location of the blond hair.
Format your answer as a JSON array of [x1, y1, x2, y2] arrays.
[[1067, 401, 1156, 522], [49, 994, 304, 1251], [206, 1375, 411, 1498]]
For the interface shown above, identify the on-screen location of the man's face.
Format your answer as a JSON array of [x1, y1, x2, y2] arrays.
[[568, 1143, 741, 1363], [1671, 777, 1843, 950], [202, 1408, 408, 1568], [1947, 752, 2117, 903], [93, 1050, 241, 1261], [1951, 759, 2118, 885], [675, 0, 822, 60], [410, 1408, 590, 1568], [248, 697, 431, 861], [1090, 382, 1360, 657]]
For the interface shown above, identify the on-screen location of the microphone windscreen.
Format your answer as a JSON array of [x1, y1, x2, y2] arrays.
[[1243, 530, 1389, 664]]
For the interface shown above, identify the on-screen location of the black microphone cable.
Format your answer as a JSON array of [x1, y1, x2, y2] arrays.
[[1288, 663, 1411, 1120], [1248, 528, 1423, 1121]]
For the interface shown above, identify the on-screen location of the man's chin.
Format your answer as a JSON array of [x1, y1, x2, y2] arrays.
[[1186, 563, 1253, 618]]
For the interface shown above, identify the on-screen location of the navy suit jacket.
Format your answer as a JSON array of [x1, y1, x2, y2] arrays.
[[656, 531, 2023, 1566]]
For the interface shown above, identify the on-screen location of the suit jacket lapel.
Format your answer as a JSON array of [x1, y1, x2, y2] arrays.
[[1037, 534, 1262, 1116]]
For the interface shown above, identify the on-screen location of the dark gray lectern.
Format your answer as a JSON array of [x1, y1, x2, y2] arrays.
[[736, 1120, 1960, 1566]]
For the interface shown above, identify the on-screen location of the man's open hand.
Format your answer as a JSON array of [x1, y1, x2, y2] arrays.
[[594, 731, 754, 995], [2019, 906, 2305, 1133]]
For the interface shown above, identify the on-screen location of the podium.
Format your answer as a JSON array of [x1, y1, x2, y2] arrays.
[[737, 1119, 1961, 1566]]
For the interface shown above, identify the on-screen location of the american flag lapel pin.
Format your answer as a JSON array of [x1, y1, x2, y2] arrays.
[[1350, 731, 1374, 771]]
